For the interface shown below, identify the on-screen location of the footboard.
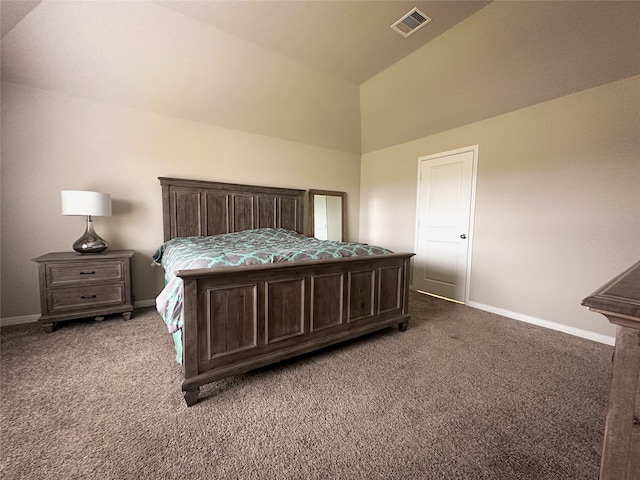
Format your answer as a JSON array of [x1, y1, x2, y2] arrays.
[[177, 253, 414, 406]]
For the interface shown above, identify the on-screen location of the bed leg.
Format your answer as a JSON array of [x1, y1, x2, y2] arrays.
[[398, 321, 409, 332], [184, 387, 199, 407], [41, 322, 55, 333]]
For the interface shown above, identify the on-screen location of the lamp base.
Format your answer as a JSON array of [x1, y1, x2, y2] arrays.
[[73, 216, 108, 254]]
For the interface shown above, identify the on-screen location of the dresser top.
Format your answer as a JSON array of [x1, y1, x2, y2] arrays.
[[32, 250, 134, 262], [582, 260, 640, 324]]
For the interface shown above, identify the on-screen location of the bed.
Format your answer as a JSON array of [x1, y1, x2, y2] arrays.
[[156, 177, 414, 406]]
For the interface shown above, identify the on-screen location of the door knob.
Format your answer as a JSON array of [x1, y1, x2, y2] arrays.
[[460, 234, 467, 239]]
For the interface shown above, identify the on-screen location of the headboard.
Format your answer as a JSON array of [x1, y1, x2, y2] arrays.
[[159, 177, 306, 241]]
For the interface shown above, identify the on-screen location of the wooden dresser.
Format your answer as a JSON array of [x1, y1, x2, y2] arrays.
[[32, 250, 134, 332], [582, 260, 640, 480]]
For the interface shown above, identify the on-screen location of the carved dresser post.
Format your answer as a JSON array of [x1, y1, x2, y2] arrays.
[[582, 260, 640, 480]]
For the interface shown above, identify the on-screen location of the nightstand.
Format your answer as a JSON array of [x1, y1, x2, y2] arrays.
[[32, 250, 134, 332]]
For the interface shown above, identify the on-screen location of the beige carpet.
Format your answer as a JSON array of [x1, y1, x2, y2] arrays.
[[1, 292, 612, 479]]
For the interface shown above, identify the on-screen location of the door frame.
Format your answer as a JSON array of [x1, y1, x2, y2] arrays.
[[414, 145, 479, 303]]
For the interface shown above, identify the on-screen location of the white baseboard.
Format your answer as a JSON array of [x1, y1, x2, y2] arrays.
[[134, 299, 156, 308], [1, 314, 40, 327], [466, 301, 616, 346], [1, 299, 157, 327]]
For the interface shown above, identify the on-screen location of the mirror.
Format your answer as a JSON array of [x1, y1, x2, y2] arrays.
[[309, 190, 346, 241]]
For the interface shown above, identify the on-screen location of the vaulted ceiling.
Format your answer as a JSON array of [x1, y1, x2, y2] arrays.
[[156, 1, 491, 85], [1, 1, 489, 85]]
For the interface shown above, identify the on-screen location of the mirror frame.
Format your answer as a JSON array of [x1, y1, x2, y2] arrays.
[[308, 189, 346, 241]]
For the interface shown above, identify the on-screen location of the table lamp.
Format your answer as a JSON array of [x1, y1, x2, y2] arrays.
[[61, 190, 112, 253]]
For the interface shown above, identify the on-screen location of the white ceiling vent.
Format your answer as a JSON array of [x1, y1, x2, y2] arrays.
[[390, 7, 432, 38]]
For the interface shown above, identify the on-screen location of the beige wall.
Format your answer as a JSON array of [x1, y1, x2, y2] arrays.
[[1, 82, 361, 319], [360, 75, 640, 339]]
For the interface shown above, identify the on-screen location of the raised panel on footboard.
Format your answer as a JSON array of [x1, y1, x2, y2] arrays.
[[201, 285, 258, 361], [266, 278, 306, 343], [348, 270, 375, 321], [311, 273, 344, 331], [379, 266, 402, 314]]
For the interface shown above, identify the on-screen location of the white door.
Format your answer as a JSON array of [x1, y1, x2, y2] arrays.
[[414, 147, 477, 302]]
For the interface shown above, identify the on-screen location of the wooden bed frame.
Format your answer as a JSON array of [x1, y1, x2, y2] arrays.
[[159, 177, 414, 406]]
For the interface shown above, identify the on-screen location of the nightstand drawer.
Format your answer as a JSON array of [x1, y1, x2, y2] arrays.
[[47, 284, 125, 312], [46, 261, 123, 286]]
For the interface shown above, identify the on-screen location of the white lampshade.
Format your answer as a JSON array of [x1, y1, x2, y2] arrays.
[[61, 190, 112, 217]]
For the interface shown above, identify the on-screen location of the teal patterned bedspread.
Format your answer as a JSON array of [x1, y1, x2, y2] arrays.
[[154, 228, 392, 333]]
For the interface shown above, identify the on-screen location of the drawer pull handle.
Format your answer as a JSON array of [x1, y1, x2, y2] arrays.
[[81, 295, 97, 299], [80, 271, 96, 275]]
